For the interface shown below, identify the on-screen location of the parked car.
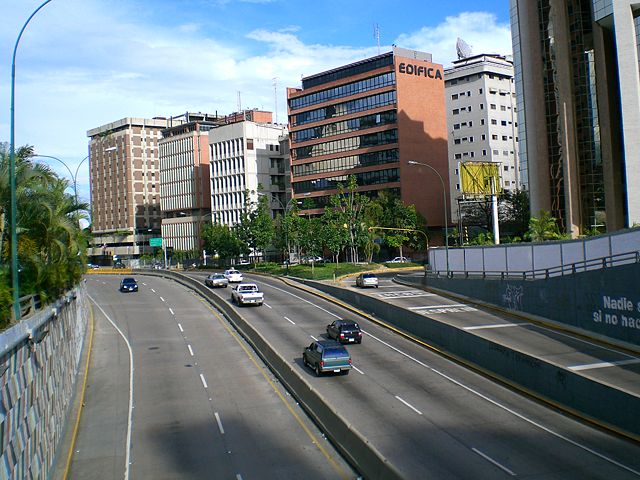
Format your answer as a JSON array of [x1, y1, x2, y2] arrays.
[[119, 277, 138, 292], [386, 256, 411, 263], [230, 283, 264, 306], [303, 340, 352, 376], [113, 263, 126, 269], [204, 273, 229, 288], [326, 319, 363, 344], [224, 269, 243, 283], [237, 258, 251, 266], [356, 272, 379, 288]]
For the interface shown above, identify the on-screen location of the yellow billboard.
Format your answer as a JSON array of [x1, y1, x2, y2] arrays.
[[459, 162, 502, 196]]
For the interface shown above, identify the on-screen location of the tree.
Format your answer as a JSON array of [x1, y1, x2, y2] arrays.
[[499, 190, 530, 240], [528, 210, 563, 242], [201, 223, 243, 265], [374, 191, 421, 258], [330, 176, 370, 262]]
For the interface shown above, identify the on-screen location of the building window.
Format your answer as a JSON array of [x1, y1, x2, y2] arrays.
[[479, 88, 483, 94], [247, 139, 254, 150], [480, 104, 484, 110], [453, 109, 459, 115], [482, 149, 487, 156], [452, 94, 459, 100], [491, 119, 497, 125], [454, 123, 460, 130], [481, 134, 486, 140], [490, 104, 497, 110], [454, 139, 461, 145]]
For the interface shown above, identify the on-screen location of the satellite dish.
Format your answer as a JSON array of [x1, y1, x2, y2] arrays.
[[456, 38, 473, 59]]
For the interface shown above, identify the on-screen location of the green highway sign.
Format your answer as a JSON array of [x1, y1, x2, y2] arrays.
[[149, 237, 163, 247]]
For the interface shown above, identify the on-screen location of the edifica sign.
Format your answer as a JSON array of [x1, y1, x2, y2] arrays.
[[398, 62, 443, 80]]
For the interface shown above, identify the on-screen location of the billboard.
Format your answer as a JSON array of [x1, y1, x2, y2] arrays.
[[459, 162, 502, 196]]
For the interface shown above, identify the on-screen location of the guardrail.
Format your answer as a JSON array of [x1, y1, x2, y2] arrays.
[[137, 269, 402, 480], [429, 250, 640, 280]]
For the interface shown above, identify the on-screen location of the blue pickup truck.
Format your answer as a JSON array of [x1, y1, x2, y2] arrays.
[[303, 340, 352, 376]]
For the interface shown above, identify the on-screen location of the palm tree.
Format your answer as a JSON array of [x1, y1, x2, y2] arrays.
[[528, 210, 563, 242]]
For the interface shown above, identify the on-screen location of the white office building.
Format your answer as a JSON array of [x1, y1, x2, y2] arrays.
[[209, 121, 288, 226], [445, 54, 520, 222]]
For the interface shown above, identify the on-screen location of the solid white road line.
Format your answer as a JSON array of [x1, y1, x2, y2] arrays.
[[395, 395, 423, 415], [351, 365, 365, 375], [169, 308, 174, 315], [178, 323, 184, 333], [409, 303, 467, 310], [472, 448, 516, 476], [187, 345, 194, 356], [160, 296, 165, 302], [568, 358, 640, 371], [284, 316, 296, 325], [464, 323, 528, 330], [88, 295, 134, 480], [200, 374, 208, 389], [214, 412, 225, 434]]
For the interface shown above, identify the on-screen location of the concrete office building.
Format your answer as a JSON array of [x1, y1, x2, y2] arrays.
[[445, 54, 520, 222], [209, 116, 288, 226], [87, 117, 167, 262], [159, 112, 218, 253], [287, 46, 449, 242], [510, 0, 640, 235]]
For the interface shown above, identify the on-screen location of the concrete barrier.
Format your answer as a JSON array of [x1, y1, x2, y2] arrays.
[[139, 269, 402, 480], [298, 278, 640, 442]]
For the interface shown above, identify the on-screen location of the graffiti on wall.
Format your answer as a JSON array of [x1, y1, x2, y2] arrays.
[[502, 284, 524, 311]]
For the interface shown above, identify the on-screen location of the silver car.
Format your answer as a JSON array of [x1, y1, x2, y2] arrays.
[[356, 273, 379, 288], [205, 273, 229, 288]]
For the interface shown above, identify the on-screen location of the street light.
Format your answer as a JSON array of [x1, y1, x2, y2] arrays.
[[33, 154, 89, 204], [9, 0, 54, 321], [258, 193, 299, 274], [407, 160, 450, 274]]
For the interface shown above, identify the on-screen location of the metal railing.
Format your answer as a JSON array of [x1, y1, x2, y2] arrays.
[[428, 250, 640, 280]]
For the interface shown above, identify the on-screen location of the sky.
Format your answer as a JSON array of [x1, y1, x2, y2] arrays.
[[0, 0, 512, 205]]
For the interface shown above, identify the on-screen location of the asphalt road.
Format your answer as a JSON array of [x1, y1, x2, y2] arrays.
[[187, 270, 640, 479], [69, 275, 355, 479]]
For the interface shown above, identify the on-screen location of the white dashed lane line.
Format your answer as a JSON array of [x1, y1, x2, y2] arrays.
[[310, 335, 318, 341], [395, 395, 423, 415], [178, 323, 184, 333], [214, 412, 225, 434], [472, 448, 517, 476], [284, 316, 296, 325], [151, 288, 156, 293], [160, 297, 165, 302], [351, 365, 365, 375], [169, 308, 174, 315], [187, 345, 194, 356], [264, 303, 272, 309], [200, 374, 208, 389]]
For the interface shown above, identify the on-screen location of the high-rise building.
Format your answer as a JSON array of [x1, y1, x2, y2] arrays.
[[445, 53, 520, 222], [510, 0, 640, 234], [87, 117, 167, 263], [208, 116, 288, 226], [159, 112, 217, 253], [287, 46, 450, 242]]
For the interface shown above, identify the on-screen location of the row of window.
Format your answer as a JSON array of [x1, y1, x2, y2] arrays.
[[453, 104, 515, 115], [447, 73, 513, 85], [293, 129, 398, 160], [211, 139, 244, 160], [212, 157, 246, 177], [302, 53, 393, 89], [293, 148, 399, 177], [453, 149, 515, 160], [450, 88, 513, 101], [292, 110, 396, 143], [290, 72, 396, 111], [159, 138, 195, 157], [292, 90, 397, 127], [294, 168, 399, 194], [453, 133, 515, 144], [212, 174, 246, 194]]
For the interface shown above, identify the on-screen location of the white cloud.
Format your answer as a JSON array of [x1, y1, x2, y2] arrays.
[[395, 12, 512, 66]]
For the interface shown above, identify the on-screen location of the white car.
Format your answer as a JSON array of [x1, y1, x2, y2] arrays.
[[224, 269, 243, 283], [387, 256, 411, 263], [231, 283, 264, 306]]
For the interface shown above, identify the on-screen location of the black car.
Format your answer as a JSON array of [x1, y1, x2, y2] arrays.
[[303, 340, 352, 376], [326, 319, 362, 344], [119, 277, 138, 292]]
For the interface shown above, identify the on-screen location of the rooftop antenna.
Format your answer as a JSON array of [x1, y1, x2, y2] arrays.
[[237, 91, 242, 113], [373, 23, 381, 55], [273, 77, 278, 124], [456, 37, 473, 59]]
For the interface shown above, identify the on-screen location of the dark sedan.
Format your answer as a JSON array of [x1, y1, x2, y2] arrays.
[[326, 319, 362, 344], [119, 277, 138, 292]]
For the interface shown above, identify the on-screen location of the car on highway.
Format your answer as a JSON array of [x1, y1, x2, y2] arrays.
[[113, 262, 126, 269], [204, 273, 229, 288], [119, 277, 138, 292], [224, 269, 243, 283], [386, 256, 411, 263], [303, 340, 352, 376], [326, 319, 363, 344], [355, 272, 379, 288], [230, 283, 264, 306]]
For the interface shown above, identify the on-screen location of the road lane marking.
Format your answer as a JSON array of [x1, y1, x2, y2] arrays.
[[151, 288, 156, 293], [169, 308, 174, 315], [142, 283, 147, 286], [410, 303, 467, 310], [472, 448, 516, 476], [88, 296, 134, 480], [284, 316, 296, 325], [379, 291, 436, 299], [568, 358, 640, 371], [351, 365, 365, 375], [395, 395, 422, 415], [178, 323, 184, 333], [160, 296, 165, 302], [214, 412, 225, 434], [200, 374, 208, 389], [236, 475, 243, 480], [464, 323, 527, 331], [310, 335, 318, 341], [188, 345, 194, 356], [262, 284, 340, 318], [264, 303, 272, 309]]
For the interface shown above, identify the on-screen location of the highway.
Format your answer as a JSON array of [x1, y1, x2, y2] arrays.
[[70, 275, 355, 479], [71, 270, 640, 479]]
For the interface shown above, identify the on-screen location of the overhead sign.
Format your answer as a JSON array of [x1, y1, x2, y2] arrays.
[[149, 237, 163, 247], [460, 162, 502, 196]]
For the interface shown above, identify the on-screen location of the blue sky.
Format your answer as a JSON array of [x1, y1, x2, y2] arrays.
[[0, 0, 512, 205]]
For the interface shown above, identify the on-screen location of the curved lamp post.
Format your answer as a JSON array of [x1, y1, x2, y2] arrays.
[[407, 160, 450, 274], [9, 0, 54, 321], [33, 154, 88, 204]]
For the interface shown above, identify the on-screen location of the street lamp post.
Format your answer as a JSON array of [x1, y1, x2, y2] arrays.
[[33, 154, 88, 204], [9, 0, 54, 321], [407, 160, 450, 274]]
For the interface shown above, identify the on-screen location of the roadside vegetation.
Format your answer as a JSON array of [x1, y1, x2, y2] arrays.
[[0, 144, 88, 328]]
